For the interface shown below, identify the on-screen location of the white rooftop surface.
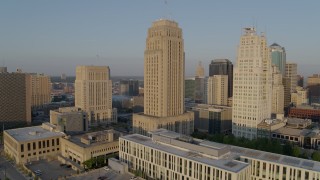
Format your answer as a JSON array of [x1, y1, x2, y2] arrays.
[[230, 146, 320, 172], [122, 134, 249, 173], [5, 126, 65, 142], [123, 129, 320, 173]]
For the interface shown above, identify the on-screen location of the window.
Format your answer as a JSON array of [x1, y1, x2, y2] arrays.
[[52, 139, 55, 146], [21, 144, 24, 152]]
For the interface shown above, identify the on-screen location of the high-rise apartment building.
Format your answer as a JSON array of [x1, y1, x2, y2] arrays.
[[271, 66, 284, 114], [232, 27, 272, 139], [270, 43, 286, 76], [75, 66, 117, 125], [30, 73, 51, 108], [207, 75, 228, 106], [209, 59, 233, 97], [283, 77, 292, 107], [285, 62, 298, 93], [0, 69, 32, 127], [133, 19, 194, 135]]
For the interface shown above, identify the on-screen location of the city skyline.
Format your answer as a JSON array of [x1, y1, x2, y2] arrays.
[[1, 1, 320, 77]]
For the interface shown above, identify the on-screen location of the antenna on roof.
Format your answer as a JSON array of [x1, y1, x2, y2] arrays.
[[164, 0, 172, 20]]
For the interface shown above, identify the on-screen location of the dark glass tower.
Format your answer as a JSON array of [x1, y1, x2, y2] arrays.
[[209, 59, 233, 97]]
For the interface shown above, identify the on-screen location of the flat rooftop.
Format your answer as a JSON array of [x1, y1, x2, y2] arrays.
[[122, 130, 320, 173], [122, 134, 248, 173], [5, 126, 65, 142]]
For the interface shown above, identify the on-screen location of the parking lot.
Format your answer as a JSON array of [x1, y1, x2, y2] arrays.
[[26, 160, 75, 180], [68, 167, 134, 180]]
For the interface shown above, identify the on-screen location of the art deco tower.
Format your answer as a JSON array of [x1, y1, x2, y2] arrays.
[[232, 27, 272, 139], [144, 19, 185, 117], [133, 19, 194, 135]]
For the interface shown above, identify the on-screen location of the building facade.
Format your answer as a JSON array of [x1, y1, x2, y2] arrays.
[[271, 66, 284, 114], [75, 66, 117, 125], [133, 19, 194, 135], [209, 59, 233, 98], [270, 43, 286, 76], [185, 78, 195, 100], [289, 105, 320, 122], [60, 129, 120, 167], [291, 86, 308, 106], [120, 129, 320, 180], [192, 104, 232, 134], [50, 107, 88, 133], [207, 75, 228, 106], [30, 73, 51, 108], [0, 70, 32, 127], [120, 80, 139, 96], [307, 74, 320, 104], [232, 27, 272, 139], [285, 62, 298, 93], [3, 123, 65, 164]]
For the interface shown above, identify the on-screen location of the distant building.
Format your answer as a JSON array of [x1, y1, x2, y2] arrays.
[[3, 123, 65, 164], [0, 70, 32, 127], [0, 66, 7, 73], [283, 77, 292, 107], [120, 80, 139, 96], [192, 104, 232, 134], [288, 104, 320, 122], [270, 43, 286, 75], [194, 76, 206, 103], [133, 19, 194, 136], [185, 78, 195, 100], [297, 75, 304, 87], [50, 107, 88, 133], [285, 62, 297, 93], [291, 86, 308, 106], [195, 61, 205, 78], [209, 59, 233, 97], [30, 73, 51, 108], [271, 66, 284, 114], [132, 96, 144, 113], [75, 66, 117, 125], [307, 74, 320, 104], [207, 75, 228, 106]]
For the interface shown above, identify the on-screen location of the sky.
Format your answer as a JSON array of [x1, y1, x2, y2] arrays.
[[0, 0, 319, 77]]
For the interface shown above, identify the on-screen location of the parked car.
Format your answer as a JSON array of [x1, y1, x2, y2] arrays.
[[103, 166, 110, 171]]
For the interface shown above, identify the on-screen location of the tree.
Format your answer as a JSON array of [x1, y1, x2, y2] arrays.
[[292, 146, 301, 157], [311, 151, 320, 161], [283, 143, 293, 156]]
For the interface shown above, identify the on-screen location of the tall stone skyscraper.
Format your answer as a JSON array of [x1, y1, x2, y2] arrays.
[[232, 27, 272, 139], [75, 66, 117, 125], [133, 19, 194, 135], [209, 59, 233, 98], [270, 43, 286, 76]]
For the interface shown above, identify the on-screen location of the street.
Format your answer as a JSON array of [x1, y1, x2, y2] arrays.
[[0, 156, 27, 180]]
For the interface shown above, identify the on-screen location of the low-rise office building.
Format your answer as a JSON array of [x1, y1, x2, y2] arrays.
[[60, 129, 121, 168], [3, 123, 65, 164], [50, 107, 88, 133], [119, 129, 320, 180], [289, 104, 320, 122], [257, 118, 320, 149]]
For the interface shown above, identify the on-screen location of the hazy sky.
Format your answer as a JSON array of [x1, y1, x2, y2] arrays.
[[1, 0, 319, 77]]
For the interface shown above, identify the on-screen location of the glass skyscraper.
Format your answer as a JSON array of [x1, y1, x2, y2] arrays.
[[270, 43, 286, 76]]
